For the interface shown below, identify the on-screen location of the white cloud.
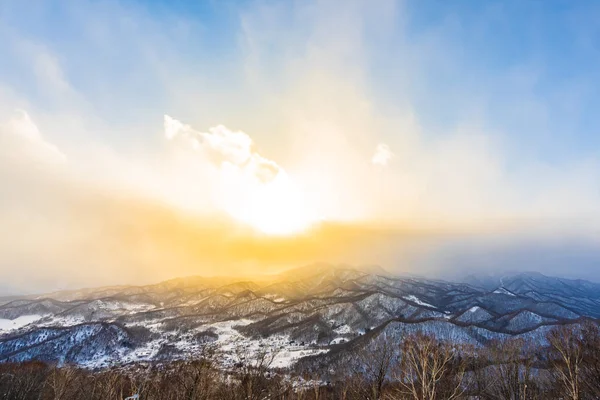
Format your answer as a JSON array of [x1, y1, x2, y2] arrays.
[[371, 143, 393, 166], [164, 115, 282, 183], [0, 109, 66, 165]]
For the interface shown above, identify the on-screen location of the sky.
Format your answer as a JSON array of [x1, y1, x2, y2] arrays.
[[1, 0, 600, 293]]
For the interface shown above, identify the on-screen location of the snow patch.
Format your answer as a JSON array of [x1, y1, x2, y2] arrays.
[[0, 315, 43, 332], [264, 294, 286, 302], [493, 287, 516, 296], [403, 295, 436, 308], [333, 324, 352, 335], [198, 319, 328, 369], [42, 315, 86, 328]]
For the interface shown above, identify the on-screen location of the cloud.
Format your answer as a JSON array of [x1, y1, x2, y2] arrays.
[[164, 115, 281, 183], [0, 109, 66, 165], [371, 143, 393, 166], [163, 115, 317, 234]]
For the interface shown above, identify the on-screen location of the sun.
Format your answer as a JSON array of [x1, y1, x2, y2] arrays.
[[221, 169, 318, 236], [162, 116, 321, 235]]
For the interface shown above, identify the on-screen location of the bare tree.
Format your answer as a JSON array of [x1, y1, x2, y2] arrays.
[[390, 332, 466, 400], [329, 357, 357, 400], [0, 361, 49, 400], [358, 333, 395, 400], [233, 346, 279, 400], [547, 325, 583, 400], [471, 338, 539, 400], [578, 321, 600, 398], [169, 345, 218, 400], [47, 366, 79, 400]]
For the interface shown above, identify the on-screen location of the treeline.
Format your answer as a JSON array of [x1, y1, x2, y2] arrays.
[[2, 322, 600, 399]]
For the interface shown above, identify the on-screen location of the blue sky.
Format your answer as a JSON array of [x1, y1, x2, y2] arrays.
[[0, 0, 598, 164]]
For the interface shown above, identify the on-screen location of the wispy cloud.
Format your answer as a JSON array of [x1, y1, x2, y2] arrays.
[[0, 109, 66, 165]]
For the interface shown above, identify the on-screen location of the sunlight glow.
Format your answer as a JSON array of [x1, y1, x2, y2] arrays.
[[220, 165, 317, 235], [163, 115, 320, 236]]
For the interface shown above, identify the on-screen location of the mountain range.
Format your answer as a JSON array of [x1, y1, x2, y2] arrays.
[[0, 264, 597, 369]]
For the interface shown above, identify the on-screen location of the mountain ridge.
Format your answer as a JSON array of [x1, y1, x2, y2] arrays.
[[0, 264, 598, 369]]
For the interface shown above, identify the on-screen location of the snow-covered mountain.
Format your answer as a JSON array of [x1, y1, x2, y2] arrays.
[[0, 265, 597, 369]]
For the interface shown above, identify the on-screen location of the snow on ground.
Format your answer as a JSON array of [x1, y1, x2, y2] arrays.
[[493, 287, 516, 296], [95, 300, 155, 312], [333, 324, 352, 335], [264, 294, 286, 303], [182, 297, 208, 306], [196, 319, 328, 369], [5, 314, 330, 369], [0, 315, 43, 332], [89, 318, 331, 370], [403, 295, 436, 308], [271, 347, 328, 369], [40, 315, 86, 328], [120, 338, 165, 365]]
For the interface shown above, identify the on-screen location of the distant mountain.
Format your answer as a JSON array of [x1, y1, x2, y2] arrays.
[[0, 265, 597, 369]]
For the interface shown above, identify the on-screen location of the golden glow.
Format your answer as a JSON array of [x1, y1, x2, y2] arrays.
[[220, 168, 318, 235]]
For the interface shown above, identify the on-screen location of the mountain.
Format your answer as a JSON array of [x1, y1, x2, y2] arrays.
[[0, 265, 597, 369]]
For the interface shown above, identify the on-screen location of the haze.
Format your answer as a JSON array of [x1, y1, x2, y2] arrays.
[[1, 0, 599, 294]]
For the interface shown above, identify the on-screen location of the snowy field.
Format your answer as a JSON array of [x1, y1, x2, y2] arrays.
[[0, 315, 44, 332]]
